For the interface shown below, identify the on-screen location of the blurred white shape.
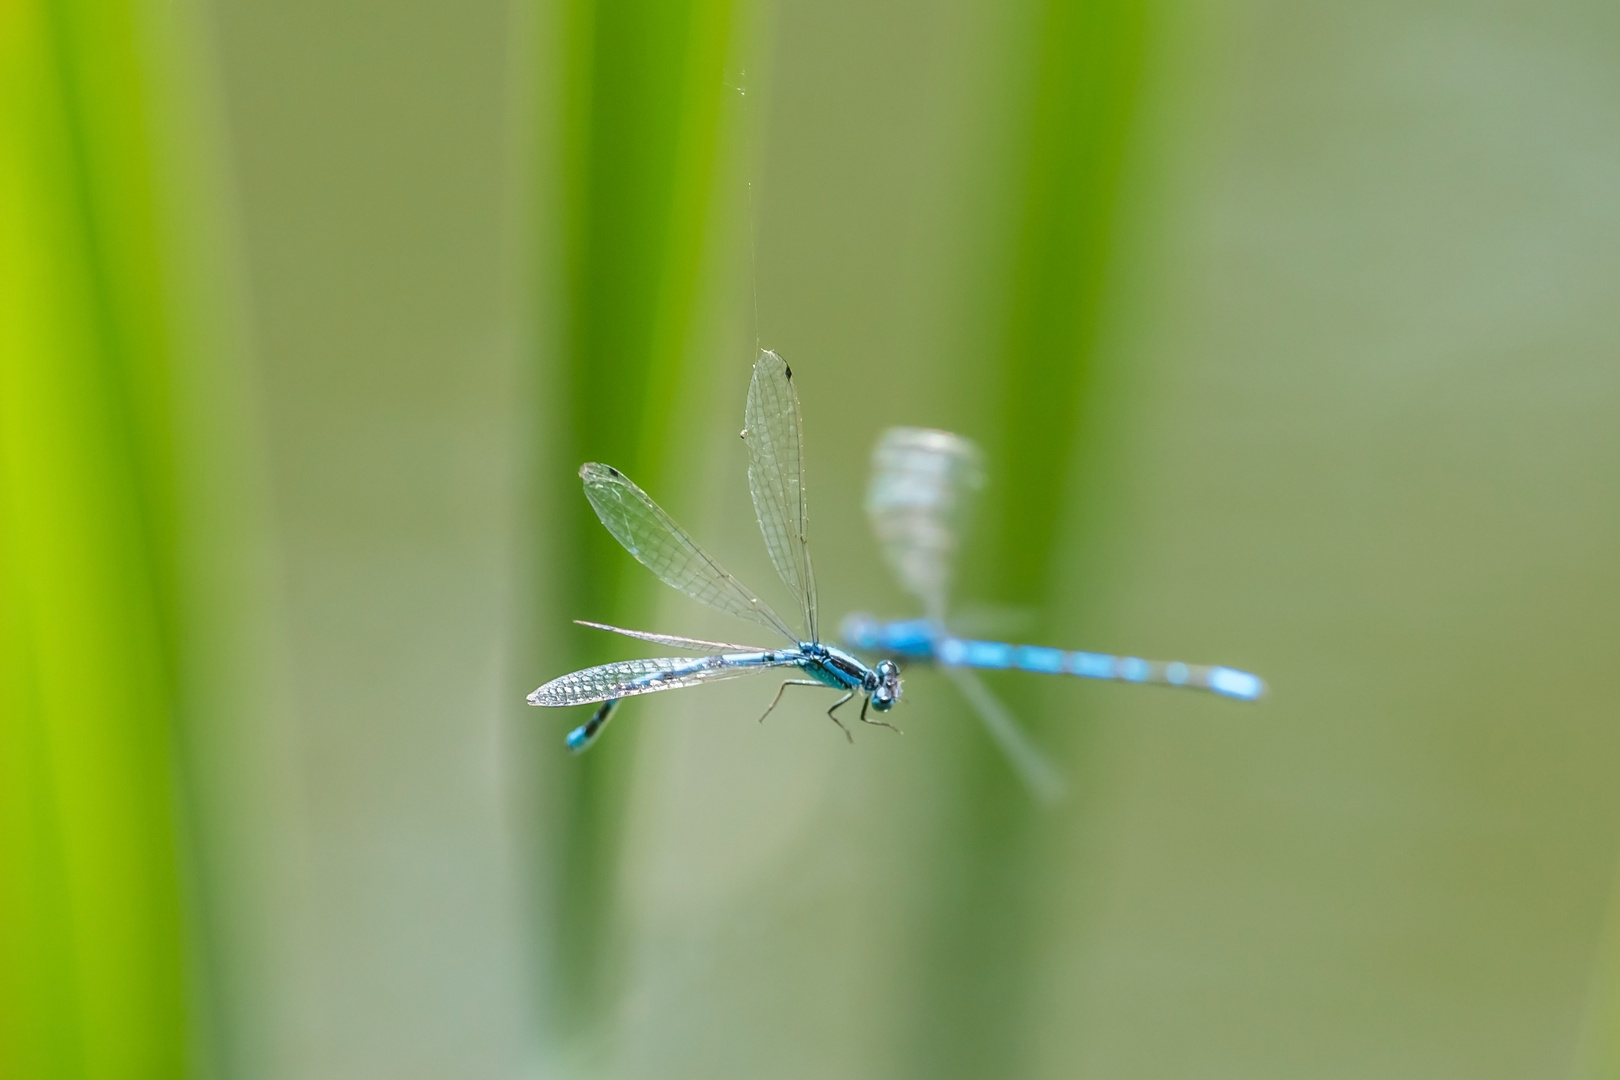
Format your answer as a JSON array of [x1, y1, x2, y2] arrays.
[[865, 427, 984, 625]]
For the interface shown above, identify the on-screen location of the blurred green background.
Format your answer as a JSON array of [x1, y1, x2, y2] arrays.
[[6, 0, 1620, 1077]]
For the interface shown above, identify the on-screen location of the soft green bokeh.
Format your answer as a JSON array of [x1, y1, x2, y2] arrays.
[[1, 0, 188, 1074], [528, 0, 1620, 1077], [539, 0, 743, 1023], [6, 0, 1620, 1077]]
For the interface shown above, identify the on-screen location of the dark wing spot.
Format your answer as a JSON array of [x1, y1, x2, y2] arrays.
[[783, 364, 793, 379]]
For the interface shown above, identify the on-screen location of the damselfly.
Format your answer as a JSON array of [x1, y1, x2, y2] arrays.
[[528, 351, 902, 751], [840, 427, 1264, 801]]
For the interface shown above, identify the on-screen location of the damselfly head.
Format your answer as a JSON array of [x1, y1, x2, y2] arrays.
[[868, 658, 902, 712]]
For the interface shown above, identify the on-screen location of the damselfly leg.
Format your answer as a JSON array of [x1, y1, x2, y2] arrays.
[[858, 694, 900, 735], [824, 691, 855, 741], [757, 679, 825, 724]]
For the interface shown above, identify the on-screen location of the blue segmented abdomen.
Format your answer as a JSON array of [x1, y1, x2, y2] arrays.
[[838, 614, 1263, 701], [840, 615, 934, 658], [934, 637, 1263, 699], [567, 698, 621, 753]]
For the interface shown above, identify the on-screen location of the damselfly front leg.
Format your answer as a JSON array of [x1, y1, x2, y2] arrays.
[[858, 694, 900, 735]]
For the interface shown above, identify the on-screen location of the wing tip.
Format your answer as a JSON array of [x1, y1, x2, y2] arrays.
[[754, 348, 790, 379]]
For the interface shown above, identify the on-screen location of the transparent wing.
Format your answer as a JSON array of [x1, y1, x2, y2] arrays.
[[528, 654, 801, 707], [743, 350, 818, 641], [865, 427, 985, 624], [943, 667, 1066, 804], [580, 463, 799, 643], [574, 619, 766, 653]]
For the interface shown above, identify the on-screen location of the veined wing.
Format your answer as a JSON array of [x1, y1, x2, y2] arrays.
[[943, 667, 1066, 804], [575, 619, 766, 653], [580, 463, 798, 643], [527, 653, 801, 707], [743, 350, 818, 642], [865, 427, 985, 624]]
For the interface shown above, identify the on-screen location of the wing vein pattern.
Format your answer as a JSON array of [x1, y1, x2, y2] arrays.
[[529, 654, 802, 707], [864, 427, 984, 625], [744, 350, 818, 642], [580, 462, 798, 643]]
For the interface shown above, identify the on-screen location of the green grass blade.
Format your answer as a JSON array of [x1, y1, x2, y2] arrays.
[[531, 0, 744, 1034], [0, 0, 196, 1075], [902, 1, 1151, 1077]]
